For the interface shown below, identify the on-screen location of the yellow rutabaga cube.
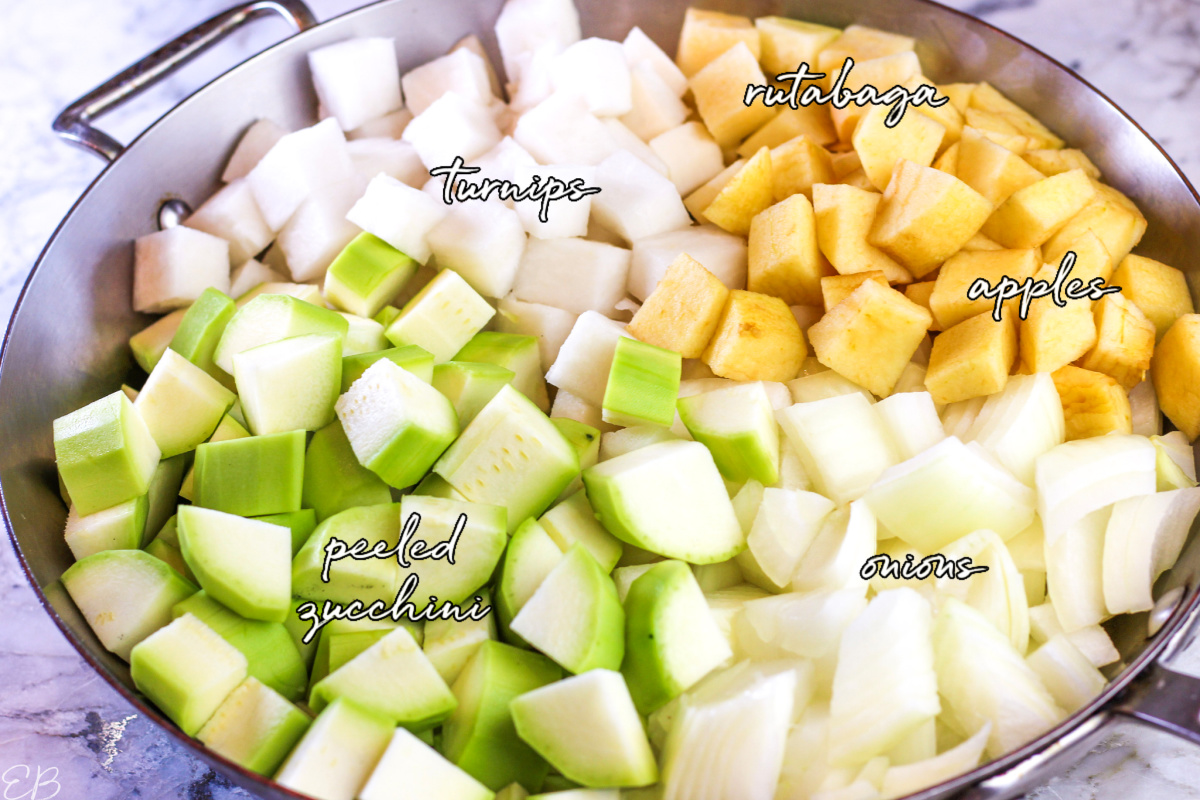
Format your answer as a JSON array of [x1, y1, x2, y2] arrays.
[[1051, 365, 1132, 440], [754, 17, 841, 78], [702, 290, 806, 381], [770, 135, 835, 201], [821, 271, 888, 312], [684, 160, 743, 221], [852, 103, 945, 191], [929, 248, 1040, 329], [1042, 182, 1146, 266], [954, 126, 1045, 206], [1019, 264, 1097, 374], [689, 43, 776, 148], [925, 313, 1017, 404], [675, 8, 760, 77], [627, 254, 729, 359], [1077, 293, 1155, 389], [1152, 315, 1200, 440], [747, 193, 829, 306], [968, 83, 1065, 150], [702, 147, 774, 236], [868, 160, 993, 278], [1110, 254, 1195, 340], [932, 141, 959, 175], [738, 107, 837, 156], [807, 279, 932, 396], [962, 108, 1033, 154], [982, 169, 1095, 249], [1022, 149, 1101, 179], [826, 52, 922, 142], [812, 183, 912, 284]]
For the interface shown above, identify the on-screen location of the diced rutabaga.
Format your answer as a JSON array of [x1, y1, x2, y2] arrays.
[[863, 436, 1034, 551], [247, 118, 356, 231], [678, 382, 781, 484], [361, 728, 493, 800], [348, 137, 426, 186], [428, 201, 527, 299], [873, 390, 945, 461], [61, 549, 196, 660], [602, 337, 681, 428], [325, 232, 417, 319], [650, 122, 725, 195], [336, 358, 458, 489], [130, 613, 249, 736], [1103, 487, 1200, 614], [1129, 380, 1162, 436], [234, 333, 343, 435], [660, 669, 795, 800], [214, 293, 348, 375], [791, 501, 877, 594], [423, 590, 496, 685], [197, 677, 311, 777], [550, 38, 633, 117], [628, 225, 747, 302], [787, 371, 874, 405], [879, 721, 991, 800], [778, 393, 898, 505], [829, 589, 939, 768], [592, 150, 691, 244], [513, 670, 657, 790], [623, 26, 687, 97], [1036, 434, 1156, 546], [130, 308, 188, 373], [933, 598, 1064, 758], [494, 0, 580, 79], [275, 698, 394, 800], [308, 38, 402, 131], [1153, 431, 1197, 490], [135, 348, 235, 456], [133, 226, 231, 313], [513, 238, 631, 319], [512, 92, 618, 166], [963, 373, 1064, 485], [584, 440, 744, 564], [385, 269, 495, 363], [402, 49, 495, 117], [222, 118, 286, 183], [540, 490, 623, 572], [742, 488, 836, 587], [546, 311, 632, 407], [276, 176, 365, 283], [497, 293, 578, 368], [347, 173, 449, 264], [1026, 635, 1106, 713], [184, 178, 273, 266], [513, 164, 596, 239], [936, 529, 1029, 653], [402, 92, 502, 170]]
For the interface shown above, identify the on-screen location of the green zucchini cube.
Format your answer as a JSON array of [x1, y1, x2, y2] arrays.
[[385, 269, 495, 363], [64, 493, 149, 561], [169, 287, 236, 384], [324, 232, 417, 318], [213, 293, 348, 375], [197, 677, 311, 776], [233, 332, 343, 435], [455, 331, 549, 411], [432, 361, 515, 428], [602, 337, 681, 428], [302, 420, 392, 523], [342, 344, 435, 392], [135, 349, 236, 457], [193, 430, 305, 517], [677, 381, 781, 484]]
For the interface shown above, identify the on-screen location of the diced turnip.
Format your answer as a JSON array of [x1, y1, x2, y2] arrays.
[[185, 178, 273, 266], [497, 293, 577, 367], [308, 38, 403, 131], [402, 48, 495, 117], [348, 107, 413, 140], [234, 279, 324, 308], [545, 311, 631, 406], [470, 137, 540, 207], [623, 27, 687, 97], [133, 226, 231, 313], [222, 119, 287, 183], [550, 38, 632, 117], [347, 137, 426, 187], [228, 258, 286, 299], [246, 118, 356, 231], [601, 118, 669, 174], [592, 150, 690, 244], [347, 173, 448, 264], [512, 164, 596, 238], [402, 92, 502, 170], [506, 44, 559, 114], [513, 238, 630, 316], [621, 62, 688, 140], [494, 0, 580, 79], [627, 225, 747, 301], [513, 92, 617, 165], [135, 348, 235, 456], [427, 201, 527, 299], [649, 122, 724, 195]]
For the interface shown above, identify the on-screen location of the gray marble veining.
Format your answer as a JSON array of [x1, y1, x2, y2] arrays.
[[1, 0, 1199, 797]]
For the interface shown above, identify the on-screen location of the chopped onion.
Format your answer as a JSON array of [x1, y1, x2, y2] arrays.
[[1151, 432, 1197, 491], [1128, 380, 1161, 437], [1026, 635, 1106, 712], [873, 391, 946, 461], [776, 704, 833, 800], [744, 488, 836, 587], [964, 373, 1064, 485], [937, 529, 1029, 653], [1046, 507, 1110, 632], [1066, 625, 1121, 668], [1102, 487, 1200, 614], [940, 396, 986, 439], [788, 371, 875, 405], [1005, 517, 1046, 572], [791, 501, 878, 593], [879, 722, 990, 800]]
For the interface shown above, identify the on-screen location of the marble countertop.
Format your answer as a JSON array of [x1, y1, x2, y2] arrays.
[[2, 0, 1200, 798]]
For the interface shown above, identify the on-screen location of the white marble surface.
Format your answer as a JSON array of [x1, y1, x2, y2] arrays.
[[2, 0, 1200, 798]]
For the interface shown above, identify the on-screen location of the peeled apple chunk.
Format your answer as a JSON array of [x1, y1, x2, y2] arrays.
[[1102, 487, 1200, 614], [197, 677, 311, 776], [829, 589, 941, 768], [336, 358, 459, 489], [275, 697, 394, 800], [177, 505, 292, 623], [622, 560, 733, 713], [213, 294, 349, 376], [359, 727, 494, 800], [130, 613, 248, 736], [963, 372, 1065, 485], [1035, 434, 1156, 546], [233, 333, 343, 435], [863, 436, 1035, 551], [677, 381, 780, 484], [583, 440, 744, 564], [879, 721, 990, 800], [135, 348, 235, 457], [61, 549, 197, 661], [933, 598, 1064, 758], [511, 669, 658, 788], [53, 390, 161, 517]]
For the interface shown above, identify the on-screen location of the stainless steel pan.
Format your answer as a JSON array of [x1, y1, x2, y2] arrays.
[[6, 0, 1200, 797]]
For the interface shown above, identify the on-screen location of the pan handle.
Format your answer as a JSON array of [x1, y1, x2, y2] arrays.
[[52, 0, 317, 163]]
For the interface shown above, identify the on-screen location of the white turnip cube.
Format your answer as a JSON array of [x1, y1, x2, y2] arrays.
[[307, 38, 402, 131], [246, 118, 355, 231], [602, 119, 668, 175], [221, 119, 286, 183], [512, 93, 617, 166], [347, 138, 427, 186], [513, 238, 630, 316], [506, 45, 559, 114], [628, 225, 749, 301], [229, 258, 286, 299], [550, 38, 632, 117], [427, 200, 527, 298], [623, 27, 687, 97], [277, 177, 365, 282], [591, 150, 690, 244], [402, 49, 495, 117], [452, 33, 503, 96], [469, 137, 539, 207], [545, 310, 631, 406], [620, 63, 688, 141], [346, 173, 448, 264], [649, 122, 725, 195], [133, 227, 230, 313], [402, 92, 502, 171], [347, 108, 413, 140], [513, 164, 596, 238], [494, 0, 580, 79], [497, 293, 578, 367], [184, 178, 273, 265]]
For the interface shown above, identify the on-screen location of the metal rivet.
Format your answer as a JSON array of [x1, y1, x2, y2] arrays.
[[157, 198, 192, 230]]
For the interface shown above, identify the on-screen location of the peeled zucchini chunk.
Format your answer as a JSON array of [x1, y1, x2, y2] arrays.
[[169, 286, 236, 384], [336, 358, 459, 489], [424, 589, 497, 685], [538, 490, 623, 573], [130, 613, 248, 736], [677, 381, 780, 484], [343, 344, 436, 391], [197, 677, 311, 776], [64, 493, 148, 561], [293, 503, 401, 606], [255, 508, 318, 555], [61, 549, 197, 661], [496, 518, 566, 645], [193, 429, 305, 517], [455, 331, 551, 412], [302, 420, 393, 523], [399, 495, 507, 612], [275, 697, 394, 800], [178, 505, 292, 623], [385, 268, 496, 363], [360, 727, 494, 800], [582, 440, 744, 564], [511, 669, 658, 788], [602, 337, 682, 428], [135, 348, 236, 457], [433, 360, 516, 428], [233, 332, 343, 435], [324, 232, 418, 318], [213, 293, 348, 375]]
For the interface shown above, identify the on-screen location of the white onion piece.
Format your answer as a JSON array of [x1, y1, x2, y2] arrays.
[[791, 501, 878, 594], [776, 704, 833, 800], [744, 489, 836, 587], [1028, 602, 1064, 645], [739, 589, 868, 662], [964, 373, 1064, 485], [937, 529, 1029, 653], [1102, 487, 1200, 614], [1129, 380, 1162, 437], [879, 722, 990, 800], [1006, 517, 1046, 572], [885, 717, 937, 766], [1046, 507, 1111, 632], [940, 396, 985, 439], [1152, 432, 1198, 490], [873, 391, 946, 461], [1035, 435, 1156, 546], [1066, 625, 1120, 668], [1026, 635, 1106, 712]]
